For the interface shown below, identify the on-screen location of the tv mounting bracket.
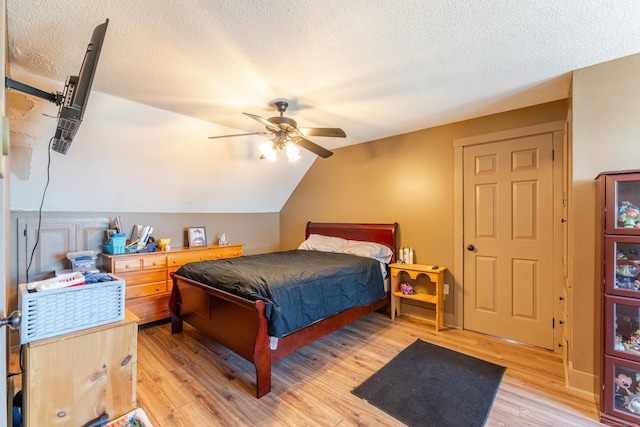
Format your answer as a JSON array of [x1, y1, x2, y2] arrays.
[[5, 77, 64, 106]]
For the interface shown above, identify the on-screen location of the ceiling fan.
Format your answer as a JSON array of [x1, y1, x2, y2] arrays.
[[208, 100, 346, 161]]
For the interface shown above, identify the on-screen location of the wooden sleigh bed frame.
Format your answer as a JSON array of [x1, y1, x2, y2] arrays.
[[168, 222, 397, 397]]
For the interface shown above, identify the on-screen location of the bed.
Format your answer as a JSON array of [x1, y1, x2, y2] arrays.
[[168, 221, 398, 397]]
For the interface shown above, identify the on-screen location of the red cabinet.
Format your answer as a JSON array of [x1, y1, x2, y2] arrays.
[[597, 170, 640, 426]]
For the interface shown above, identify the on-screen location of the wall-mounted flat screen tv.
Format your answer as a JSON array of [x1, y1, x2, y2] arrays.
[[52, 18, 109, 154], [5, 18, 109, 155]]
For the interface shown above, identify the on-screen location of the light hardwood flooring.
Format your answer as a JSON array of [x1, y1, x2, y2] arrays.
[[134, 312, 605, 427]]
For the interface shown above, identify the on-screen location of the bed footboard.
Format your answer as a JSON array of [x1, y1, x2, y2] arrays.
[[169, 272, 272, 397]]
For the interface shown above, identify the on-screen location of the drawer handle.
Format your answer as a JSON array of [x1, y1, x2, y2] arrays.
[[152, 262, 157, 266], [200, 257, 204, 261], [216, 254, 221, 258], [173, 260, 177, 264], [125, 264, 131, 268]]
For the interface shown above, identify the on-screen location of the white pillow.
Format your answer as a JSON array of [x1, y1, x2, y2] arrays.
[[336, 240, 393, 265], [298, 234, 348, 252]]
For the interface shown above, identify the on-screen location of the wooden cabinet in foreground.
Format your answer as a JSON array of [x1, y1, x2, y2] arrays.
[[102, 244, 243, 324], [22, 310, 139, 427]]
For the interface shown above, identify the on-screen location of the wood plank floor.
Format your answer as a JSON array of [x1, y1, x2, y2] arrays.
[[134, 312, 605, 427]]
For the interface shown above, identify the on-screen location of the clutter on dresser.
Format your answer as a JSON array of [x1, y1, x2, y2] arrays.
[[107, 216, 156, 252], [130, 224, 154, 248], [104, 233, 133, 254], [218, 232, 230, 246], [157, 238, 171, 251]]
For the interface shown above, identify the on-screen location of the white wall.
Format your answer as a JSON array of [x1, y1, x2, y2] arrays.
[[8, 69, 316, 213]]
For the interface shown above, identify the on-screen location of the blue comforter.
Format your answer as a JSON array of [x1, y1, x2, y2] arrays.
[[175, 250, 385, 338]]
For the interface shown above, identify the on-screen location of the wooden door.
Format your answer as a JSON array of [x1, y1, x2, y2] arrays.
[[463, 133, 555, 349]]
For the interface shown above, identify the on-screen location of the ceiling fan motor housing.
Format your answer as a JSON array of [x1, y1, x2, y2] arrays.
[[268, 116, 297, 130]]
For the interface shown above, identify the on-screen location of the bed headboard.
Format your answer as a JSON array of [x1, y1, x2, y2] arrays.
[[305, 222, 398, 263]]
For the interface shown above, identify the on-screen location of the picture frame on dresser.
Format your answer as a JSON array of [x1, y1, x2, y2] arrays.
[[187, 226, 207, 247]]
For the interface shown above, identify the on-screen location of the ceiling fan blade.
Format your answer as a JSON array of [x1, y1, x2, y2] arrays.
[[295, 136, 334, 158], [298, 127, 346, 138], [208, 132, 269, 140], [243, 112, 280, 132]]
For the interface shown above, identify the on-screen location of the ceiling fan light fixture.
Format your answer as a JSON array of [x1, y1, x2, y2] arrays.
[[259, 140, 277, 162], [286, 142, 301, 162], [209, 100, 343, 161]]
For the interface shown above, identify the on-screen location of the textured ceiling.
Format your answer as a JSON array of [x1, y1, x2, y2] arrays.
[[6, 1, 640, 152]]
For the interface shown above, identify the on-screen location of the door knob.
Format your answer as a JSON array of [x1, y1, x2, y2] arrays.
[[467, 244, 475, 251]]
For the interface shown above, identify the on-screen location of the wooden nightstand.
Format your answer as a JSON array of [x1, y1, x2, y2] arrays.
[[389, 263, 446, 332]]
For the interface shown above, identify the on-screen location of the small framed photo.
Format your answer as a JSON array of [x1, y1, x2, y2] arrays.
[[188, 227, 207, 248]]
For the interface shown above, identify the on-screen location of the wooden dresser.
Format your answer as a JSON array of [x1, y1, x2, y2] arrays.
[[102, 244, 243, 324]]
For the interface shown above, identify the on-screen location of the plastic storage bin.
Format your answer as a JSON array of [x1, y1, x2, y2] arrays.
[[71, 257, 97, 272], [19, 274, 125, 344], [67, 250, 98, 272], [103, 234, 127, 254]]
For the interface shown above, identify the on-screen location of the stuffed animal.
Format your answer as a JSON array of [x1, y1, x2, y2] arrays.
[[615, 372, 634, 407], [400, 283, 414, 295]]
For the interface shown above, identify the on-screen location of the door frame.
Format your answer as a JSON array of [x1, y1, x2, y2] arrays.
[[452, 120, 567, 352], [2, 1, 10, 424]]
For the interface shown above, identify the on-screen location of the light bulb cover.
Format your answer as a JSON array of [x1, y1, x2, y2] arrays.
[[259, 140, 277, 161], [286, 142, 301, 162]]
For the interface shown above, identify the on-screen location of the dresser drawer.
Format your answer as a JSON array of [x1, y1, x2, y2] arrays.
[[211, 245, 243, 260], [112, 257, 142, 273], [167, 250, 209, 267], [142, 254, 167, 270], [119, 269, 166, 287], [126, 281, 167, 299]]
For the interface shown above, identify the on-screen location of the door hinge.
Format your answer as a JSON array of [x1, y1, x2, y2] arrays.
[[552, 318, 555, 328], [552, 149, 555, 161]]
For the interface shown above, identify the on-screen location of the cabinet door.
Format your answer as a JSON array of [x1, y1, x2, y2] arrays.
[[24, 318, 137, 426], [604, 295, 640, 362], [603, 355, 640, 425], [605, 173, 640, 235], [605, 235, 640, 297]]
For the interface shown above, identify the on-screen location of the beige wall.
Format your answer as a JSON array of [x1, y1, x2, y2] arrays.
[[281, 99, 568, 323], [570, 52, 640, 392]]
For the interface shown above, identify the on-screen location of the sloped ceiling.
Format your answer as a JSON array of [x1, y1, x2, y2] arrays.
[[6, 1, 640, 212]]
